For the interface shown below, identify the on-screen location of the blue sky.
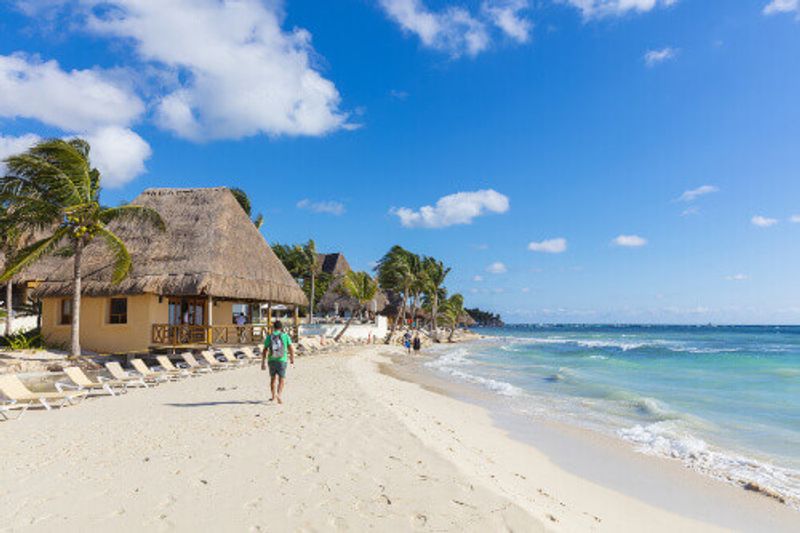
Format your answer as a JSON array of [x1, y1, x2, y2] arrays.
[[1, 0, 800, 324]]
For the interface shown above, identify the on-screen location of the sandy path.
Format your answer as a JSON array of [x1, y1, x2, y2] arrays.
[[0, 349, 538, 532]]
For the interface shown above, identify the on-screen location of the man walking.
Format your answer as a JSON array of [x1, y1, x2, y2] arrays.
[[262, 320, 295, 404]]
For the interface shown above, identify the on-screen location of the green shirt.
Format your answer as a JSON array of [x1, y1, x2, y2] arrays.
[[265, 332, 292, 362]]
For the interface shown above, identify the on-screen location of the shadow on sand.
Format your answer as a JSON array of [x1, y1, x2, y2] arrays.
[[165, 400, 266, 407]]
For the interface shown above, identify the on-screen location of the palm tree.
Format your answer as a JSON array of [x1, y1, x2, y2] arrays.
[[421, 257, 450, 342], [440, 293, 465, 343], [0, 215, 19, 336], [334, 271, 378, 342], [0, 139, 165, 357], [229, 187, 264, 229], [376, 245, 415, 342], [296, 239, 321, 324]]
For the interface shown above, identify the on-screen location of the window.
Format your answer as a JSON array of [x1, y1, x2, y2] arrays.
[[109, 298, 128, 324], [60, 299, 72, 325]]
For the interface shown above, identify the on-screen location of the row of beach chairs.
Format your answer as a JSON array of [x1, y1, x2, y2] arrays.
[[0, 346, 262, 421]]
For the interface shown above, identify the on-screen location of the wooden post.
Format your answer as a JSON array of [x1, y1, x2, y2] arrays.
[[267, 303, 273, 335], [207, 295, 213, 347], [293, 306, 300, 342]]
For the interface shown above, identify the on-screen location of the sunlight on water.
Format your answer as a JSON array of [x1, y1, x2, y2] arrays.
[[425, 325, 800, 507]]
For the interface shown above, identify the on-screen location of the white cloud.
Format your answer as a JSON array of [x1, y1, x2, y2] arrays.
[[751, 215, 778, 228], [644, 47, 677, 67], [84, 127, 152, 188], [764, 0, 799, 15], [679, 185, 718, 202], [680, 206, 700, 217], [378, 0, 490, 57], [565, 0, 678, 19], [296, 199, 346, 216], [486, 262, 507, 274], [378, 0, 532, 57], [521, 287, 530, 293], [725, 274, 749, 281], [528, 237, 567, 254], [0, 134, 41, 170], [391, 189, 509, 228], [612, 234, 648, 247], [790, 215, 800, 223], [75, 0, 349, 141], [472, 275, 484, 282], [0, 52, 144, 132], [0, 53, 150, 186], [482, 1, 532, 43]]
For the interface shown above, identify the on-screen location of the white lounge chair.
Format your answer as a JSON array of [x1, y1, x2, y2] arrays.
[[58, 367, 127, 396], [0, 375, 88, 411], [200, 351, 232, 371], [180, 353, 215, 373], [0, 399, 29, 420], [156, 355, 196, 377], [219, 348, 248, 366], [105, 362, 154, 387], [131, 359, 180, 382]]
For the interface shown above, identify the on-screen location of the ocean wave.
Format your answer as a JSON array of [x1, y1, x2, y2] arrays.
[[619, 422, 800, 508]]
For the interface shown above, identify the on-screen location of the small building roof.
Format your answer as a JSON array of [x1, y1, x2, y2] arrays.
[[315, 251, 387, 314], [33, 187, 307, 306]]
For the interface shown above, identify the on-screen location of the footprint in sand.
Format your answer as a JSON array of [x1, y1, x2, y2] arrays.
[[244, 497, 262, 510], [412, 514, 428, 528]]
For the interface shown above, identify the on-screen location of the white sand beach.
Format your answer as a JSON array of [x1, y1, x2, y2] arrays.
[[1, 346, 798, 532]]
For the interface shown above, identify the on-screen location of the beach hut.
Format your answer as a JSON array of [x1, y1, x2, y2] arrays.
[[33, 187, 307, 353], [316, 252, 387, 319]]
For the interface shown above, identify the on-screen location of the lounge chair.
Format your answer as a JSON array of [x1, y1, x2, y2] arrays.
[[240, 346, 261, 363], [156, 355, 197, 377], [105, 362, 155, 387], [200, 351, 232, 371], [180, 353, 216, 373], [0, 375, 88, 411], [59, 367, 128, 396], [131, 359, 181, 382], [0, 399, 29, 420], [219, 347, 248, 366]]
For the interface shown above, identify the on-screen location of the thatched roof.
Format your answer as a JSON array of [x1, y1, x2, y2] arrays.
[[315, 251, 387, 314], [33, 187, 307, 306], [317, 252, 350, 277]]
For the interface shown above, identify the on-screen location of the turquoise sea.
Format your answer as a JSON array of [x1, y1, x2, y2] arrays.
[[424, 325, 800, 508]]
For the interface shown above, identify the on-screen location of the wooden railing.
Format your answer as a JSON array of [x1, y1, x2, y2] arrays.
[[151, 324, 272, 347]]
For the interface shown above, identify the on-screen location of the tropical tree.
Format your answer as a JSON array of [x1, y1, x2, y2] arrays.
[[420, 257, 450, 342], [0, 139, 165, 357], [334, 271, 378, 342], [376, 245, 415, 341], [439, 293, 465, 343], [0, 215, 20, 336], [296, 239, 322, 323], [229, 187, 264, 229]]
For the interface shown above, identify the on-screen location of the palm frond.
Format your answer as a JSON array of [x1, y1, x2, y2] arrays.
[[96, 225, 132, 284], [0, 227, 69, 282], [99, 205, 166, 231]]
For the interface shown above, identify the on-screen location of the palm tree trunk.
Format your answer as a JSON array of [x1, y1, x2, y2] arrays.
[[70, 240, 83, 358], [308, 271, 315, 324], [431, 298, 439, 343], [334, 314, 355, 342], [4, 279, 12, 336], [448, 326, 455, 343], [385, 297, 405, 344]]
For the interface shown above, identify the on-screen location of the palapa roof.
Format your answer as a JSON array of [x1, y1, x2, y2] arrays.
[[315, 251, 387, 314], [33, 187, 307, 306], [317, 252, 350, 277], [0, 232, 64, 284]]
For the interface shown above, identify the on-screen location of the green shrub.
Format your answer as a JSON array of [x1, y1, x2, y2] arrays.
[[0, 328, 45, 350]]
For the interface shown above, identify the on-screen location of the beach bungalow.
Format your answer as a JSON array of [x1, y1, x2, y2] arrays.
[[316, 252, 387, 319], [0, 242, 63, 333], [33, 187, 307, 353]]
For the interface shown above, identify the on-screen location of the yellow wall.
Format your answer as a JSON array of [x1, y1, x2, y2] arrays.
[[41, 295, 254, 353], [42, 294, 168, 354]]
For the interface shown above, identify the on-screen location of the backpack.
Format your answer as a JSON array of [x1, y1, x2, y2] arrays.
[[270, 333, 285, 357]]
